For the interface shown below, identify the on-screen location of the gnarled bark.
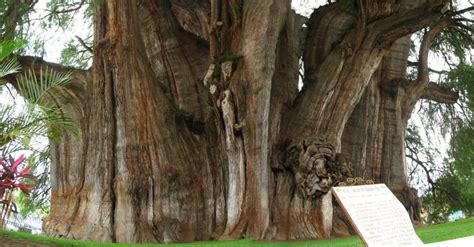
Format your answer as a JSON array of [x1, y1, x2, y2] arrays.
[[341, 11, 459, 207], [341, 36, 412, 197], [31, 0, 462, 243]]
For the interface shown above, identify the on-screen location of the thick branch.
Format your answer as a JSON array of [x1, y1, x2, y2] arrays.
[[1, 0, 34, 40], [5, 56, 88, 105], [289, 2, 455, 143], [403, 18, 452, 112], [415, 19, 454, 86], [421, 82, 459, 104], [375, 3, 448, 47], [17, 56, 87, 74]]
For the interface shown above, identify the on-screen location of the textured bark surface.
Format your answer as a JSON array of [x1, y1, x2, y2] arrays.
[[342, 36, 412, 200], [341, 0, 459, 207], [31, 0, 459, 243]]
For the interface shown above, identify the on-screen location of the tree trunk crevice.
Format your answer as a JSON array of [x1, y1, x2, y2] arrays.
[[35, 0, 462, 243]]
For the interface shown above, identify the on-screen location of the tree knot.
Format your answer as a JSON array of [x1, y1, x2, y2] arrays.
[[283, 137, 354, 199]]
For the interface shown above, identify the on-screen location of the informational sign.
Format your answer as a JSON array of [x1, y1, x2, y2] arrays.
[[332, 184, 424, 247]]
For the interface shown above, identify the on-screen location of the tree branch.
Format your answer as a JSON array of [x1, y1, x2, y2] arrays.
[[4, 56, 88, 105], [416, 19, 453, 85], [374, 3, 447, 47], [421, 82, 459, 104], [407, 61, 449, 75], [406, 152, 436, 187], [75, 36, 93, 54], [48, 0, 86, 15], [17, 56, 87, 77], [452, 6, 474, 16], [453, 17, 474, 24]]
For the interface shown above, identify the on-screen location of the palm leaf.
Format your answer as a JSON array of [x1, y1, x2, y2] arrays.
[[0, 104, 46, 148], [17, 67, 72, 105], [1, 44, 77, 151], [0, 40, 25, 61], [0, 58, 21, 78]]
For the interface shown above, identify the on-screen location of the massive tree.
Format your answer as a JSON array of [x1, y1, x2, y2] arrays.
[[1, 0, 472, 243]]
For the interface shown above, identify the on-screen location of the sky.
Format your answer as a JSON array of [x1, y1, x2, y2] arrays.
[[25, 0, 91, 62]]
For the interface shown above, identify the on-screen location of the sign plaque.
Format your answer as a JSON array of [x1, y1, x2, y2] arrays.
[[332, 184, 424, 247]]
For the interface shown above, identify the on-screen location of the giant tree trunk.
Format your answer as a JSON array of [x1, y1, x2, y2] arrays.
[[341, 36, 412, 202], [40, 0, 452, 243], [341, 3, 459, 207]]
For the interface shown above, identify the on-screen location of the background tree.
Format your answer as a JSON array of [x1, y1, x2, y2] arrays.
[[0, 0, 473, 243], [402, 16, 474, 222]]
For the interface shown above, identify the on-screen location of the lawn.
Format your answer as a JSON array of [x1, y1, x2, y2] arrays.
[[1, 218, 473, 246]]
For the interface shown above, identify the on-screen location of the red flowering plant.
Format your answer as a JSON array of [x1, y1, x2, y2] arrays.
[[0, 154, 36, 228]]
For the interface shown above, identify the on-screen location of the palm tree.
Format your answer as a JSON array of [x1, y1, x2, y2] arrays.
[[0, 40, 75, 228], [0, 40, 75, 151]]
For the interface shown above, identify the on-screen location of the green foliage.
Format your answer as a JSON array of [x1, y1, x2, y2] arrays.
[[441, 125, 474, 214], [405, 2, 474, 223], [45, 0, 83, 29], [18, 68, 71, 105], [0, 63, 77, 147], [0, 58, 20, 79], [59, 39, 92, 69], [0, 40, 25, 61], [433, 27, 474, 64], [0, 0, 33, 40], [446, 63, 474, 111], [3, 0, 93, 68], [0, 40, 75, 220], [14, 148, 51, 218], [422, 192, 451, 223]]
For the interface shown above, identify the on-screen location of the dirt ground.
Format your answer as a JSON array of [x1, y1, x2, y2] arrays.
[[0, 234, 58, 247]]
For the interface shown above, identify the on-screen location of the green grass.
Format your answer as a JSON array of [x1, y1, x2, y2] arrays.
[[416, 217, 474, 243], [1, 218, 473, 246]]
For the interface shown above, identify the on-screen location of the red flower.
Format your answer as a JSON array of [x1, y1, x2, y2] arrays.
[[0, 154, 36, 196]]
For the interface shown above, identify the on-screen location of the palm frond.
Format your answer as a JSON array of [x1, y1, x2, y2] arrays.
[[34, 104, 78, 139], [0, 58, 21, 78], [1, 49, 77, 150], [17, 67, 72, 105], [0, 104, 46, 148]]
